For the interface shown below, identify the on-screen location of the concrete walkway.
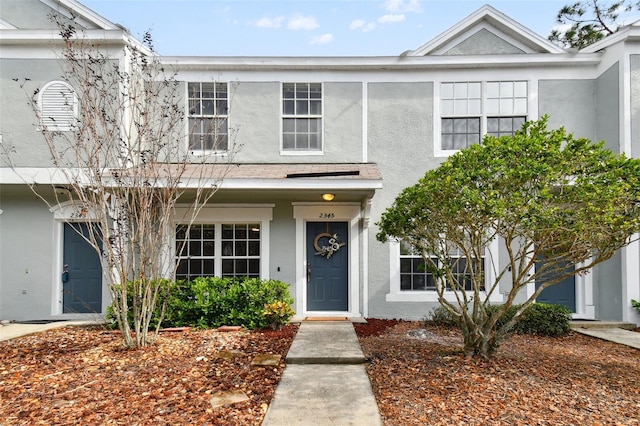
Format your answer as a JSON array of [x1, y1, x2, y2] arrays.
[[262, 321, 383, 426], [572, 327, 640, 350], [0, 320, 101, 342]]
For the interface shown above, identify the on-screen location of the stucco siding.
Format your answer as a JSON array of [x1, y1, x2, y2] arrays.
[[631, 55, 640, 159], [0, 59, 66, 167], [595, 253, 623, 321], [366, 81, 439, 319], [0, 191, 56, 320], [538, 79, 596, 140], [596, 63, 620, 153], [444, 29, 525, 55]]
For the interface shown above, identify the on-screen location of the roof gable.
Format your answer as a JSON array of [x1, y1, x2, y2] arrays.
[[0, 0, 118, 31], [408, 4, 565, 56]]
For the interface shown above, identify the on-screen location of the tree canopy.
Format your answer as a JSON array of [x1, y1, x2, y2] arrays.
[[549, 0, 639, 49], [377, 117, 640, 358]]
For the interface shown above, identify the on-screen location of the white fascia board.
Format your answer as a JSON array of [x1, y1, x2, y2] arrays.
[[0, 18, 18, 30], [0, 29, 130, 44], [0, 167, 83, 185], [581, 25, 640, 53], [41, 0, 119, 30], [163, 53, 601, 72], [210, 178, 383, 191]]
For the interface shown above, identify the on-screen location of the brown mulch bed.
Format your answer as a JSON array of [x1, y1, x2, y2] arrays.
[[0, 325, 297, 425], [2, 320, 639, 425], [354, 319, 640, 426]]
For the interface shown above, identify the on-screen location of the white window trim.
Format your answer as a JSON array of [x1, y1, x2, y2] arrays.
[[434, 80, 531, 157], [280, 82, 324, 155], [173, 205, 274, 280], [186, 81, 229, 157], [38, 80, 78, 132], [386, 238, 502, 303]]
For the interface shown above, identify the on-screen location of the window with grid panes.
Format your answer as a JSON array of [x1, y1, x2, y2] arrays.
[[400, 242, 485, 292], [175, 224, 215, 281], [440, 81, 527, 150], [188, 82, 228, 152], [175, 223, 260, 280], [221, 224, 261, 278], [282, 83, 322, 151]]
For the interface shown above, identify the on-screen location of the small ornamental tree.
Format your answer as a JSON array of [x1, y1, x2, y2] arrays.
[[377, 117, 640, 358], [4, 15, 237, 348]]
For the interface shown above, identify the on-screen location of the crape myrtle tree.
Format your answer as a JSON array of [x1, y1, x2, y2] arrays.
[[377, 117, 640, 358], [7, 14, 237, 348], [549, 0, 640, 49]]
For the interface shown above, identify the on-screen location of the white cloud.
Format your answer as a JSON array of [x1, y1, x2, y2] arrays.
[[310, 33, 333, 45], [287, 14, 319, 31], [254, 16, 285, 29], [349, 19, 366, 30], [383, 0, 422, 14], [350, 19, 376, 32], [378, 14, 406, 24]]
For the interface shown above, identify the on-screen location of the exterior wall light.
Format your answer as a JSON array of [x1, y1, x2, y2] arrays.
[[322, 193, 335, 201]]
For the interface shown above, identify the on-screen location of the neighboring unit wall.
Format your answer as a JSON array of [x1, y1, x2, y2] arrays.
[[631, 55, 640, 159], [595, 63, 620, 153], [0, 59, 67, 167], [538, 79, 597, 140], [0, 192, 56, 320]]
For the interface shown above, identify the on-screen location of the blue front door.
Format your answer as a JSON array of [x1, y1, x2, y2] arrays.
[[306, 222, 349, 311], [63, 223, 102, 313], [535, 259, 576, 312]]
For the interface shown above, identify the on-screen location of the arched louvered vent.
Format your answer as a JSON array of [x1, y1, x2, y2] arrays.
[[39, 81, 78, 131]]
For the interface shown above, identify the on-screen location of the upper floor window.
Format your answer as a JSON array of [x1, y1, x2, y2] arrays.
[[188, 82, 228, 153], [38, 81, 78, 131], [282, 83, 322, 152], [440, 81, 527, 152]]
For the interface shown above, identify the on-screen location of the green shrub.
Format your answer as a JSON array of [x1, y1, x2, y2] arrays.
[[426, 302, 571, 336], [162, 277, 294, 329], [107, 277, 295, 330], [516, 303, 572, 336], [425, 306, 459, 327], [632, 299, 640, 314]]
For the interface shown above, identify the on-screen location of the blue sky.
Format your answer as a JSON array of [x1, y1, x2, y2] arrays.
[[83, 0, 574, 56]]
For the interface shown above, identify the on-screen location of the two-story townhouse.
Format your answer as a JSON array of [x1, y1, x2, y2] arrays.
[[1, 0, 638, 325]]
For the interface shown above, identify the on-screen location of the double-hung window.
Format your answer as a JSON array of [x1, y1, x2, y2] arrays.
[[399, 241, 484, 292], [188, 82, 228, 153], [282, 83, 322, 152], [175, 223, 261, 281], [440, 81, 527, 152]]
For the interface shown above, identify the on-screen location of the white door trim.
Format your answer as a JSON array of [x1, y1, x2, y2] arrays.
[[292, 202, 362, 318]]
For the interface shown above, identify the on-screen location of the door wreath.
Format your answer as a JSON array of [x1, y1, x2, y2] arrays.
[[314, 232, 345, 259]]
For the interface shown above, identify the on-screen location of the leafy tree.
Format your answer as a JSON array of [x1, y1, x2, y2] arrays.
[[377, 117, 640, 358], [4, 14, 236, 348], [549, 0, 639, 49]]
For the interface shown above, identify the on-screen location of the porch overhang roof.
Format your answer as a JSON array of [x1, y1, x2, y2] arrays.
[[183, 163, 383, 191]]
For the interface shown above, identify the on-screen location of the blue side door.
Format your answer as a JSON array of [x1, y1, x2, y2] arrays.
[[63, 223, 102, 313], [306, 222, 349, 311], [535, 259, 576, 312]]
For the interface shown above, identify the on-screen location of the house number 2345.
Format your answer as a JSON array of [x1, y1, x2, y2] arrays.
[[319, 213, 335, 219]]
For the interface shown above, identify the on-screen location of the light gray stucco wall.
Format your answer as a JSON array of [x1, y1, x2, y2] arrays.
[[0, 191, 56, 321], [268, 201, 297, 301], [538, 79, 597, 140], [230, 82, 363, 164], [0, 0, 82, 30], [631, 55, 640, 159], [0, 59, 66, 167], [366, 81, 440, 320], [594, 255, 623, 321], [444, 29, 525, 55], [595, 63, 620, 152]]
